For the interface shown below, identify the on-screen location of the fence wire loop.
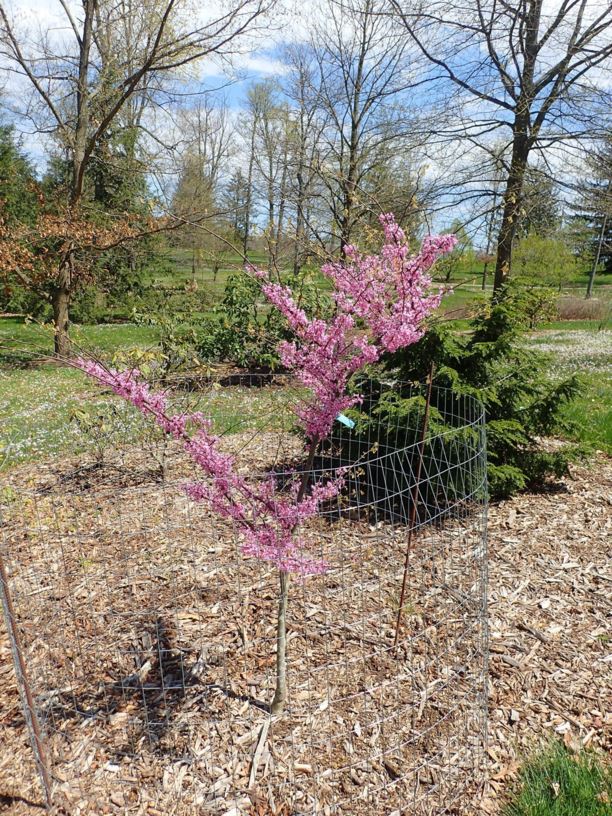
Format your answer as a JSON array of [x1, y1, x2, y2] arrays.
[[1, 374, 488, 815]]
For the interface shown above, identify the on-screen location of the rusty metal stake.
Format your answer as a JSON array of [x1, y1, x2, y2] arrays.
[[394, 364, 435, 647], [0, 551, 53, 807]]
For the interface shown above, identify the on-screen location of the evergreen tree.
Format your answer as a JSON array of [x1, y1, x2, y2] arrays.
[[89, 126, 149, 215], [570, 137, 612, 285], [519, 168, 560, 238], [0, 124, 42, 314], [224, 169, 250, 246], [0, 124, 39, 226]]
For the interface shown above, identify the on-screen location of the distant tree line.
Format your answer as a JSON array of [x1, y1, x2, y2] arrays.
[[0, 0, 610, 352]]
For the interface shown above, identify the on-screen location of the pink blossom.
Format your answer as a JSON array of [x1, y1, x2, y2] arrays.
[[75, 360, 340, 575], [254, 213, 455, 438], [77, 213, 453, 576]]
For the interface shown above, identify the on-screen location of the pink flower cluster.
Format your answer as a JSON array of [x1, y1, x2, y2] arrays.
[[255, 214, 455, 440], [76, 359, 338, 575], [78, 213, 454, 576]]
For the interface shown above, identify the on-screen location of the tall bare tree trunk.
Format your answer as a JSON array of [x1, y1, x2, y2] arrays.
[[586, 212, 608, 299], [293, 162, 306, 276], [339, 9, 366, 255], [494, 122, 530, 293], [54, 0, 94, 357], [243, 125, 256, 258], [265, 116, 276, 274], [274, 137, 289, 270], [340, 85, 362, 253]]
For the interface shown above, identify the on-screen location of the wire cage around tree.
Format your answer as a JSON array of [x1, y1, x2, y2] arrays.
[[0, 374, 488, 815]]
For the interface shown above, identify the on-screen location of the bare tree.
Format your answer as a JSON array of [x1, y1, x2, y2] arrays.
[[391, 0, 612, 292], [243, 80, 293, 272], [0, 0, 270, 354], [170, 96, 235, 277], [177, 98, 234, 194], [571, 135, 612, 296], [313, 0, 414, 252], [282, 44, 328, 275], [242, 101, 258, 257]]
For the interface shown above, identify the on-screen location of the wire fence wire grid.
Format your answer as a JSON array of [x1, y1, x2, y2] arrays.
[[1, 374, 488, 815]]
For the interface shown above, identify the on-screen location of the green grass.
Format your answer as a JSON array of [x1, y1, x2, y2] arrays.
[[558, 269, 611, 289], [503, 743, 611, 816], [0, 317, 162, 467], [0, 366, 105, 465], [0, 371, 297, 469], [0, 317, 160, 362], [156, 247, 267, 290], [539, 319, 611, 331], [561, 372, 612, 453], [439, 286, 488, 317], [0, 314, 298, 467], [524, 326, 611, 453]]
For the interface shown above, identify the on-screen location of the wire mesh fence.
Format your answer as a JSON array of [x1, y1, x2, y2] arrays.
[[1, 373, 488, 815]]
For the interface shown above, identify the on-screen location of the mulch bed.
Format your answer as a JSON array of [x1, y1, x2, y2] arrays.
[[481, 454, 611, 812], [1, 441, 609, 815]]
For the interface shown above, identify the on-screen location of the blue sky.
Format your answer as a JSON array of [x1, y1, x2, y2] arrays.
[[0, 0, 300, 166], [1, 0, 606, 242]]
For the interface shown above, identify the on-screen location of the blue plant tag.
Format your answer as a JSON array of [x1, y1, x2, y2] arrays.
[[336, 413, 355, 429]]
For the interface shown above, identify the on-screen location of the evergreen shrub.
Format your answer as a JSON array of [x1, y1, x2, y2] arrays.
[[343, 286, 582, 499]]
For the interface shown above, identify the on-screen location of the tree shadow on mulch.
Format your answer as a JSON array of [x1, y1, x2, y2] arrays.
[[37, 612, 269, 763], [0, 793, 47, 812]]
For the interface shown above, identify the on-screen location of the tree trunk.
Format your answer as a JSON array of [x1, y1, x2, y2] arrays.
[[52, 286, 71, 357], [338, 21, 367, 257], [270, 440, 319, 715], [293, 163, 305, 277], [71, 0, 95, 207], [52, 0, 93, 356], [587, 210, 608, 299], [275, 145, 288, 271], [494, 156, 529, 292], [493, 114, 531, 293], [270, 570, 289, 714], [266, 129, 276, 275], [340, 130, 360, 256], [243, 125, 256, 258], [267, 188, 275, 275]]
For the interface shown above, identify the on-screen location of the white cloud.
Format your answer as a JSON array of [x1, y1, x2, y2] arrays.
[[235, 53, 290, 76]]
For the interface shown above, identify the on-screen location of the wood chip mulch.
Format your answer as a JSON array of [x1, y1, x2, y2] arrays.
[[481, 455, 611, 813], [1, 452, 610, 815]]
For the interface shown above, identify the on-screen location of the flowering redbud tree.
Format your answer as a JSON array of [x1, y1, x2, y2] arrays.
[[77, 214, 455, 714]]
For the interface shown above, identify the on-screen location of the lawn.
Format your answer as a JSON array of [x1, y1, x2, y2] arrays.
[[525, 328, 612, 452], [0, 312, 302, 467], [0, 317, 160, 361], [1, 279, 610, 468], [0, 317, 162, 466], [0, 365, 300, 468], [155, 246, 269, 292], [503, 743, 611, 816], [0, 366, 107, 466], [540, 319, 611, 331]]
